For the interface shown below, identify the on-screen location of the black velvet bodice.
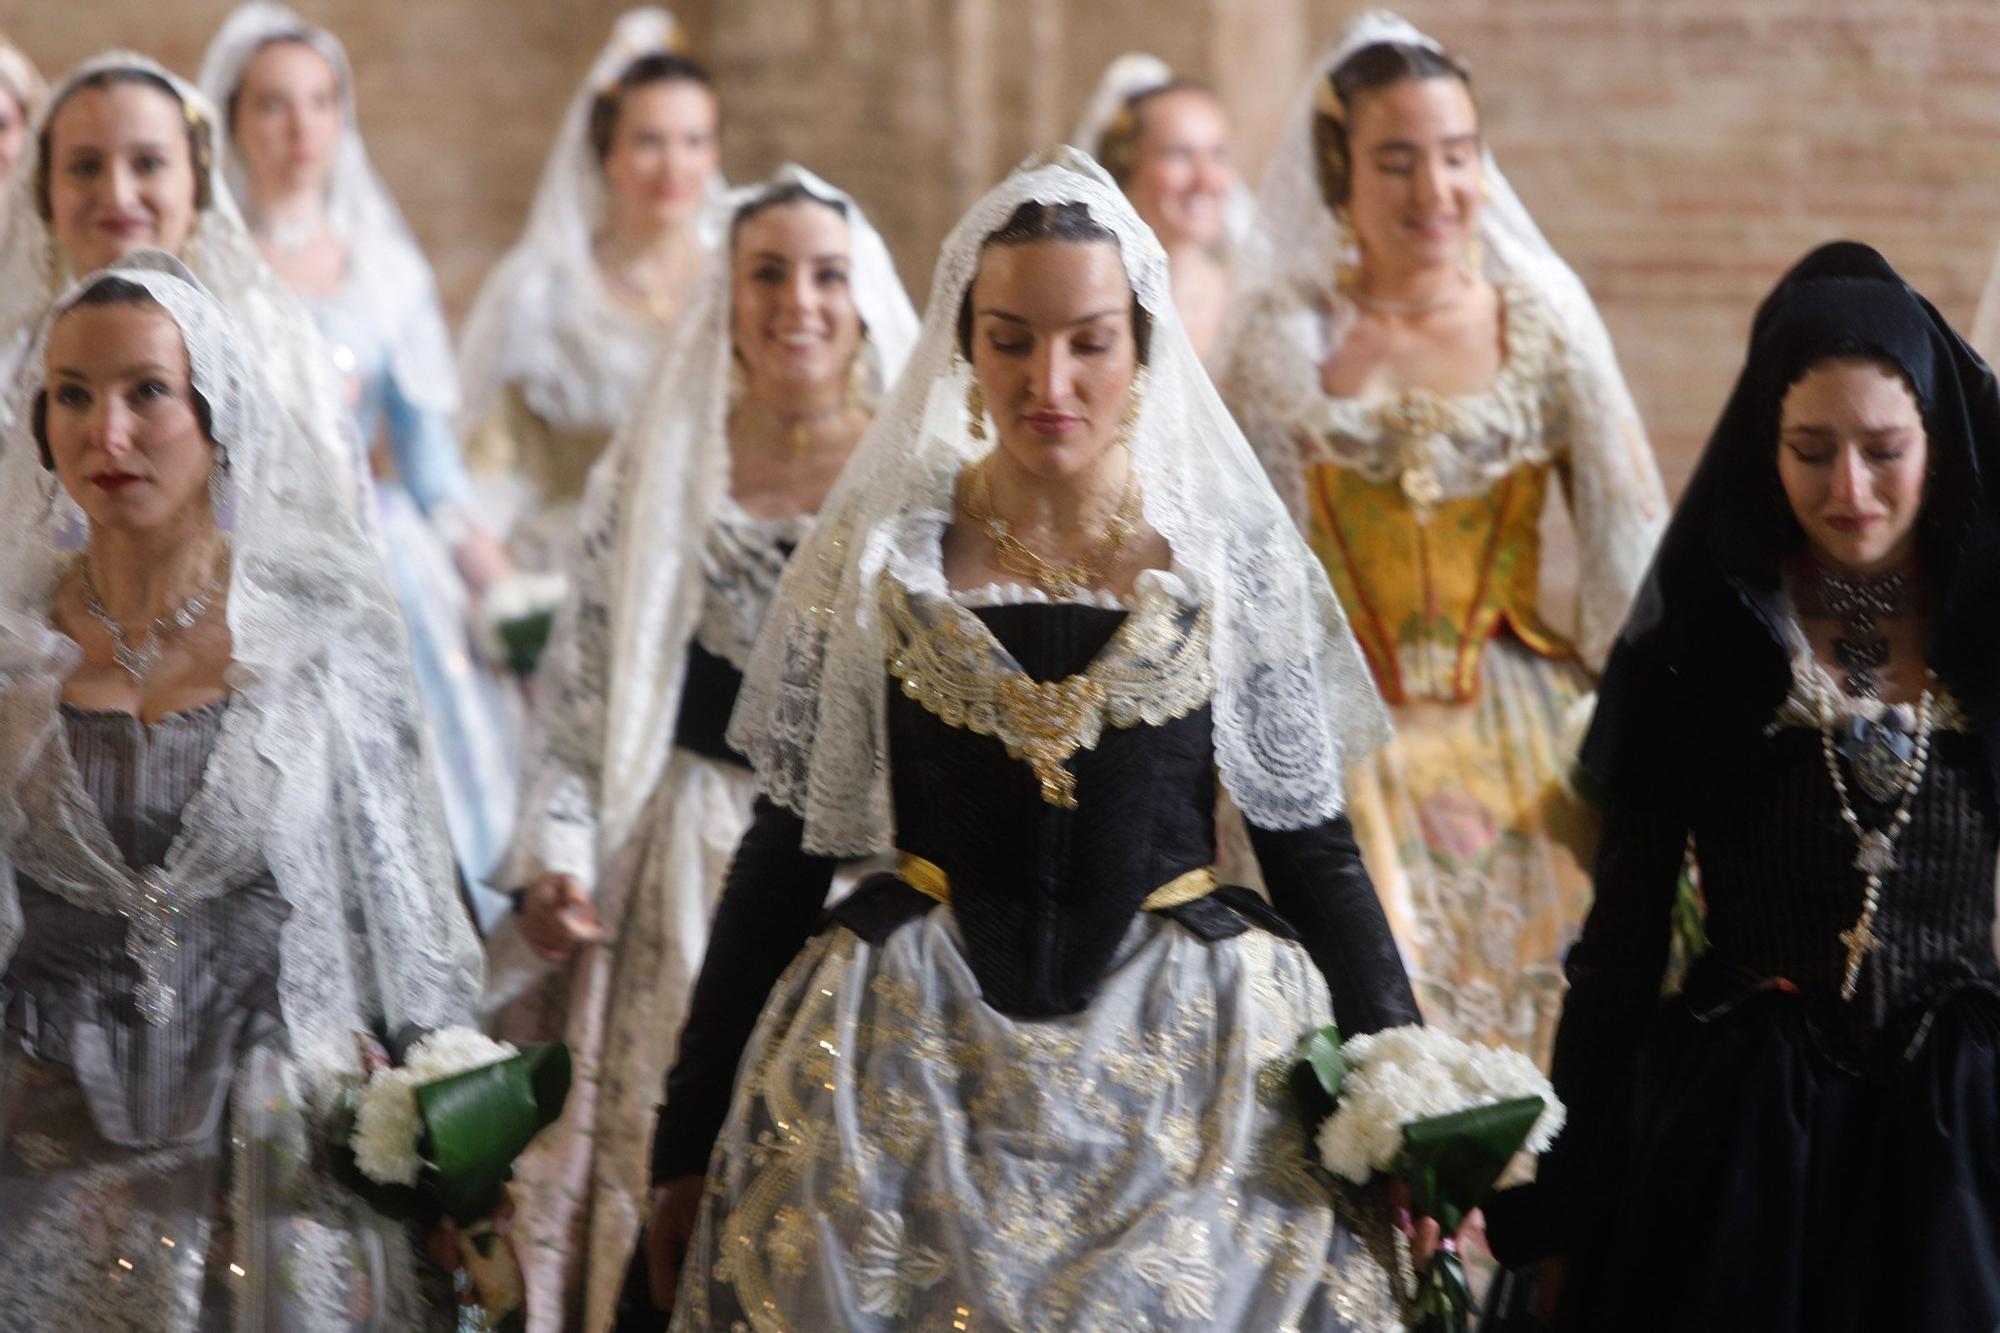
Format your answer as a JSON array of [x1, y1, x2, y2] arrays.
[[887, 602, 1219, 1015], [1693, 727, 2000, 1022], [652, 592, 1418, 1182]]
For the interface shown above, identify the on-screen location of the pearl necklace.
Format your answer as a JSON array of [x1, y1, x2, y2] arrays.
[[79, 546, 230, 682], [1813, 668, 1936, 1001]]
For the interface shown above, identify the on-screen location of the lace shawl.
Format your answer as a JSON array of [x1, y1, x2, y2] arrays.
[[1220, 10, 1666, 670], [0, 253, 481, 1122], [727, 146, 1391, 857], [198, 1, 459, 416], [502, 166, 919, 894], [454, 7, 721, 439]]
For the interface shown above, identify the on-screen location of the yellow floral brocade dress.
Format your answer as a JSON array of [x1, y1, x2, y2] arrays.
[[1291, 287, 1597, 1063]]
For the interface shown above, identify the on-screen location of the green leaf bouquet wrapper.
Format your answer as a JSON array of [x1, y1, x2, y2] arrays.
[[329, 1041, 572, 1331], [1294, 1024, 1557, 1333]]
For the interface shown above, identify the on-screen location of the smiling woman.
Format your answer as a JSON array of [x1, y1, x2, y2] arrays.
[[0, 51, 364, 510], [455, 7, 724, 574], [486, 166, 917, 1333], [1224, 11, 1667, 1067]]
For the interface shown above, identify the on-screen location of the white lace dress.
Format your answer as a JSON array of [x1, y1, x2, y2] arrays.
[[490, 494, 812, 1333]]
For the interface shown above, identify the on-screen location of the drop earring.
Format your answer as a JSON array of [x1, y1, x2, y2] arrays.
[[965, 375, 988, 444]]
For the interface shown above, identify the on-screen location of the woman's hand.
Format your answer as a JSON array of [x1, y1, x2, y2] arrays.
[[1383, 1176, 1487, 1266], [646, 1174, 707, 1311], [516, 873, 605, 961]]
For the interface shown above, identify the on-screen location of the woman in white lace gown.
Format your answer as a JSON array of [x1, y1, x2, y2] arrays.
[[0, 51, 361, 506], [1223, 13, 1667, 1065], [1072, 53, 1255, 364], [640, 146, 1432, 1332], [0, 252, 482, 1330], [199, 3, 522, 928], [456, 6, 722, 573], [487, 167, 916, 1333]]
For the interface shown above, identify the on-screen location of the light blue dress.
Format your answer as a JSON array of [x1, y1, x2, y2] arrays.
[[310, 276, 520, 930]]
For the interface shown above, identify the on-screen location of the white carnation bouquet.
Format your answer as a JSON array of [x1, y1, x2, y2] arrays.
[[330, 1026, 572, 1333], [1295, 1023, 1564, 1332], [478, 571, 568, 677]]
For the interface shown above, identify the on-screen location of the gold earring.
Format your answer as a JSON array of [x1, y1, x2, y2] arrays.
[[728, 348, 747, 405], [848, 334, 870, 410], [1464, 229, 1484, 281], [965, 376, 988, 443], [1115, 368, 1146, 448]]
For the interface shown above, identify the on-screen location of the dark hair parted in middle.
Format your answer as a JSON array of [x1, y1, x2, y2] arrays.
[[955, 200, 1153, 364], [1311, 40, 1473, 210], [587, 51, 714, 165], [729, 180, 849, 244], [31, 274, 217, 469], [36, 67, 216, 222]]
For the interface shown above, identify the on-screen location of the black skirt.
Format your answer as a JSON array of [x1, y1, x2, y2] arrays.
[[1558, 982, 2000, 1332]]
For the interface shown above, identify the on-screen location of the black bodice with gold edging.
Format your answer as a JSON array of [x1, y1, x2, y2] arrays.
[[654, 585, 1418, 1181]]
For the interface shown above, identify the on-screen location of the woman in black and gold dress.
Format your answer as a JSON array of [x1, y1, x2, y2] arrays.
[[1494, 242, 2000, 1330], [638, 148, 1435, 1330]]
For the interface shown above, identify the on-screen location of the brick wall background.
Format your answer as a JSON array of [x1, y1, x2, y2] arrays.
[[7, 0, 2000, 483]]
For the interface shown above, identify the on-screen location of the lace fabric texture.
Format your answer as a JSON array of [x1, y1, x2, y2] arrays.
[[729, 147, 1391, 857], [0, 50, 364, 510], [0, 255, 481, 1328], [198, 2, 459, 417], [454, 7, 717, 442], [503, 165, 918, 894], [1221, 9, 1665, 670], [669, 912, 1411, 1331]]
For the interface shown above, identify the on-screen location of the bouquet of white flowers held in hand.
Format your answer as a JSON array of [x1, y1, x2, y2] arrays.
[[1295, 1024, 1564, 1333], [478, 572, 568, 677], [330, 1027, 571, 1333]]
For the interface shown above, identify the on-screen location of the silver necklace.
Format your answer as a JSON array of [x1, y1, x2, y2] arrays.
[[1813, 669, 1936, 1001], [80, 548, 229, 682], [1803, 562, 1916, 698], [251, 206, 324, 256]]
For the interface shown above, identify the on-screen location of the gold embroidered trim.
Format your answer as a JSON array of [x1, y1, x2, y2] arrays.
[[896, 851, 1217, 910], [882, 577, 1213, 808]]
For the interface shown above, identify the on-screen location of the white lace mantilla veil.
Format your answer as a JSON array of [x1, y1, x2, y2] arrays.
[[508, 164, 919, 886], [0, 253, 482, 1097], [1070, 51, 1259, 258], [197, 1, 458, 416], [1225, 9, 1665, 668], [454, 6, 721, 441], [0, 51, 362, 504], [727, 146, 1391, 858]]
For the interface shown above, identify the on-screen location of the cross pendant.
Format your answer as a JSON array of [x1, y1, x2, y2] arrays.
[[1839, 915, 1878, 1002]]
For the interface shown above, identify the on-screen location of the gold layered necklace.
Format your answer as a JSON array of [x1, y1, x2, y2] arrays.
[[959, 458, 1141, 599], [735, 398, 862, 460]]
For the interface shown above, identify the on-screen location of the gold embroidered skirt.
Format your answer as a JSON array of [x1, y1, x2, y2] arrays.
[[1345, 637, 1593, 1067], [669, 912, 1411, 1331]]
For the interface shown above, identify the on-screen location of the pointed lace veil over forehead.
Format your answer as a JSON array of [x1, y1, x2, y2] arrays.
[[726, 145, 1390, 857], [198, 1, 458, 414], [0, 49, 361, 498], [524, 164, 919, 872], [1228, 9, 1665, 668], [0, 251, 479, 1035], [454, 6, 723, 437]]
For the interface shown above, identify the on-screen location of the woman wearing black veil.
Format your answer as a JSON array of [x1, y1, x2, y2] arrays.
[[1493, 241, 2000, 1330]]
